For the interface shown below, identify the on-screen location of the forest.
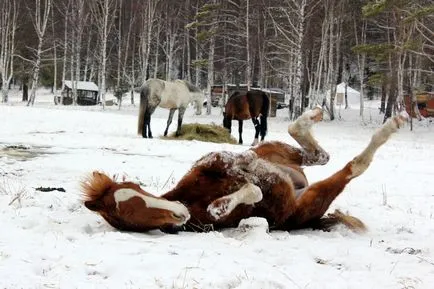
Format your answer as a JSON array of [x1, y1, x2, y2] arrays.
[[0, 0, 433, 121]]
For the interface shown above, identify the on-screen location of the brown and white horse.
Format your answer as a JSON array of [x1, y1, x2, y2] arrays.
[[83, 108, 407, 234]]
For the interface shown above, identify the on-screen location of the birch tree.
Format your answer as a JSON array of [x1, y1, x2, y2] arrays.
[[353, 19, 366, 118], [139, 0, 159, 84], [267, 0, 309, 119], [0, 0, 18, 103], [28, 0, 53, 106], [89, 0, 117, 109]]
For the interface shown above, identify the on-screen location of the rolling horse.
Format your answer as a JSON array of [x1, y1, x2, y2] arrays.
[[83, 108, 407, 234], [138, 79, 204, 138], [223, 90, 270, 145]]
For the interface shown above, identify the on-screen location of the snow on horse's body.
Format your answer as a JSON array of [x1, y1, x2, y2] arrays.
[[84, 108, 407, 234], [137, 78, 204, 138]]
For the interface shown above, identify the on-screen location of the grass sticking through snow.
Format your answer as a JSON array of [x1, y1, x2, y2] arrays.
[[163, 123, 237, 144]]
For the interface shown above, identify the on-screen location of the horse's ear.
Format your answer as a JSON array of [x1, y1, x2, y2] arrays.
[[84, 200, 103, 211]]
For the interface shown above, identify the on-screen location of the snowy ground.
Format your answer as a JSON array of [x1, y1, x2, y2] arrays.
[[1, 89, 434, 289]]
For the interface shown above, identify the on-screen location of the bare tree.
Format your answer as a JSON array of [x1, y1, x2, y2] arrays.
[[267, 0, 309, 119], [139, 0, 159, 84], [0, 0, 18, 103], [89, 0, 117, 109], [27, 0, 53, 106], [354, 18, 366, 118]]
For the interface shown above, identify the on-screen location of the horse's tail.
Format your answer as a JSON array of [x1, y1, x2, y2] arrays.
[[260, 92, 270, 136], [138, 86, 149, 135]]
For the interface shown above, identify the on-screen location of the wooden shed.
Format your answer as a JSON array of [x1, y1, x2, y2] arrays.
[[404, 92, 434, 118], [55, 81, 99, 105]]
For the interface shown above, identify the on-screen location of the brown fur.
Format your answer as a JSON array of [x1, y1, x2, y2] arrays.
[[81, 172, 186, 231], [83, 112, 405, 235], [223, 90, 270, 144]]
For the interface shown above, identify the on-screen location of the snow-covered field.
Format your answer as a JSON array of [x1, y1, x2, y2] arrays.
[[1, 89, 434, 289]]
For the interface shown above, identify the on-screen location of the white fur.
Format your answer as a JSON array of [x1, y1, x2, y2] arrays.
[[146, 79, 203, 114], [207, 183, 263, 220], [113, 188, 190, 223]]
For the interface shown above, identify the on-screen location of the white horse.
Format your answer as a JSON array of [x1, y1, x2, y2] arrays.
[[137, 79, 203, 138]]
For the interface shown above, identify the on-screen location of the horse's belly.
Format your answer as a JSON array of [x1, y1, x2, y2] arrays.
[[233, 112, 251, 120], [159, 97, 179, 109]]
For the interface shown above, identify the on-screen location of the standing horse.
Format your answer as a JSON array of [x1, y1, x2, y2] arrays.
[[223, 90, 270, 145], [138, 79, 204, 138], [83, 108, 407, 234]]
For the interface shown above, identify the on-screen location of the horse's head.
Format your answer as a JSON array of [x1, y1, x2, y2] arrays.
[[82, 171, 190, 232], [183, 80, 203, 115], [222, 112, 231, 133], [193, 95, 203, 115]]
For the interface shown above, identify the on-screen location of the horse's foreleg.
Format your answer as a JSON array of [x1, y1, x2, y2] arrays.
[[164, 108, 177, 136], [287, 107, 329, 166], [207, 183, 263, 220], [238, 120, 243, 144], [251, 118, 260, 146], [284, 114, 407, 230], [175, 107, 186, 137]]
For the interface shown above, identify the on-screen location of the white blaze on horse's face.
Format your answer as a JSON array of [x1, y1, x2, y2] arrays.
[[113, 188, 191, 225]]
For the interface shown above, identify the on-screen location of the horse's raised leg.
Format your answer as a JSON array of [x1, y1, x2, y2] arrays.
[[164, 108, 177, 136], [175, 107, 186, 137], [252, 107, 326, 167], [284, 114, 407, 230], [238, 120, 243, 144], [207, 183, 263, 220], [287, 106, 329, 166], [251, 118, 260, 146]]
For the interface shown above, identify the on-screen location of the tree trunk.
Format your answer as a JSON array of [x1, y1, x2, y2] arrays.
[[245, 0, 251, 90], [206, 33, 215, 115], [383, 56, 398, 123], [0, 0, 17, 103], [28, 0, 52, 106]]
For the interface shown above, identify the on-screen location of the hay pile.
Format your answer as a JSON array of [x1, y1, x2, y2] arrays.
[[163, 123, 237, 144]]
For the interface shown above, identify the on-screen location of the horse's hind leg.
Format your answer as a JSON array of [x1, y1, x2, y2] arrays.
[[145, 106, 157, 138], [207, 183, 263, 220], [251, 118, 260, 146], [253, 107, 326, 167], [164, 108, 177, 136], [175, 107, 186, 137], [287, 107, 329, 166], [284, 114, 407, 230]]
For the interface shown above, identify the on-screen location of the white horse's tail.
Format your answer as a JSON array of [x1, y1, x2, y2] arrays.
[[138, 86, 150, 136]]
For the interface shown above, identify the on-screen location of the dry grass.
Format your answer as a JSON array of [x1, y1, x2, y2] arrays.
[[162, 123, 237, 144]]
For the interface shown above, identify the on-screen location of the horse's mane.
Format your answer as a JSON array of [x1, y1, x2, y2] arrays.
[[81, 171, 115, 201]]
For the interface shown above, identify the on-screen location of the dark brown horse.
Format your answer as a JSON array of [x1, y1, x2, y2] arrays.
[[223, 90, 270, 145], [82, 108, 407, 234]]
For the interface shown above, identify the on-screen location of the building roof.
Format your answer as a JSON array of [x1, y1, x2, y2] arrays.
[[63, 81, 99, 92]]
